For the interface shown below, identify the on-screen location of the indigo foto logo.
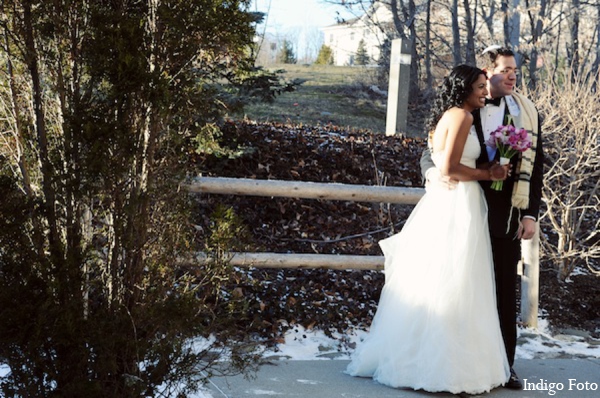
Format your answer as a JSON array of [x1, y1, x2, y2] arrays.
[[523, 378, 599, 396]]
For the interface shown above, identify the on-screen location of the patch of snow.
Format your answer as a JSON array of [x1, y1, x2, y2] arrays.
[[244, 389, 283, 395], [296, 379, 321, 385], [262, 321, 600, 362]]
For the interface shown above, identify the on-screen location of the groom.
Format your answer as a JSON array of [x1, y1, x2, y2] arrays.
[[420, 46, 544, 389]]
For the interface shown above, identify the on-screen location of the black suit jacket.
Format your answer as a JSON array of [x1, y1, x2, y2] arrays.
[[473, 105, 544, 239]]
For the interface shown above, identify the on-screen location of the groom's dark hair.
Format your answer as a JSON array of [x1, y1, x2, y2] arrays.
[[478, 46, 515, 71]]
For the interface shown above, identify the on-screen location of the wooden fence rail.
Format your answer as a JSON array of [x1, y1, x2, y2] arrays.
[[195, 252, 384, 271], [187, 176, 424, 204], [189, 176, 539, 328]]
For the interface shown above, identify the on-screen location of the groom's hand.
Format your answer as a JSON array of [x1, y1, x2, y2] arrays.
[[425, 167, 458, 190], [518, 218, 536, 240]]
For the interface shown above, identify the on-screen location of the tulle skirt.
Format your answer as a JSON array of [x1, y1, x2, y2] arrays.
[[346, 181, 509, 394]]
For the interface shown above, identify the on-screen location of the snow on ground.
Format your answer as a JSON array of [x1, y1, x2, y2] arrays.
[[191, 320, 600, 397], [263, 319, 600, 362], [2, 320, 598, 398]]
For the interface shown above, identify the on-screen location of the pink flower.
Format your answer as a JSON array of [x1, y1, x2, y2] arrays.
[[485, 123, 533, 191]]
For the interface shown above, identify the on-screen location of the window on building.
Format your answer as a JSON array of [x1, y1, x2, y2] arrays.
[[350, 32, 355, 40]]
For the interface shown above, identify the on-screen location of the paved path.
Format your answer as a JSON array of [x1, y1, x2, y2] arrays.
[[206, 358, 600, 397]]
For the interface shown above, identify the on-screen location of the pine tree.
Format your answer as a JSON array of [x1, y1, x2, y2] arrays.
[[355, 39, 370, 65], [278, 40, 297, 64], [377, 37, 392, 87], [315, 44, 335, 65]]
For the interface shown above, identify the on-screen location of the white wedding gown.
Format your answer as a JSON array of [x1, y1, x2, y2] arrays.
[[346, 133, 510, 394]]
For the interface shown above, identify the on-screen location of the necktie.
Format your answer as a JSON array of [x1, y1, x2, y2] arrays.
[[485, 97, 502, 106]]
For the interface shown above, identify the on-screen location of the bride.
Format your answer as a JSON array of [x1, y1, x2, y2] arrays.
[[346, 65, 511, 394]]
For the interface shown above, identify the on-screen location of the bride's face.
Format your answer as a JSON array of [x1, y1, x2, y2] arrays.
[[464, 74, 488, 111]]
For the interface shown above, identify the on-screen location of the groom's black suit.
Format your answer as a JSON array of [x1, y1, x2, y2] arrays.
[[472, 103, 544, 366]]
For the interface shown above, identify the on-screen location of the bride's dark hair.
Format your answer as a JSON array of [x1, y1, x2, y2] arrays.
[[426, 64, 486, 134]]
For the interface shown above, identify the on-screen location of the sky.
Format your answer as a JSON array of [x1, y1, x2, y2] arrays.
[[251, 0, 351, 31], [250, 0, 358, 61]]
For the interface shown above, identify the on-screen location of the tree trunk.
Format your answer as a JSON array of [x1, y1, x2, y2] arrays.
[[407, 0, 419, 99], [503, 0, 522, 65], [3, 28, 33, 199], [479, 0, 496, 39], [568, 0, 581, 80], [23, 0, 88, 392], [463, 0, 476, 65], [452, 0, 461, 64], [390, 0, 419, 99], [553, 1, 564, 78], [23, 1, 61, 257], [424, 0, 433, 88], [592, 3, 600, 88], [3, 20, 48, 259], [525, 0, 549, 90]]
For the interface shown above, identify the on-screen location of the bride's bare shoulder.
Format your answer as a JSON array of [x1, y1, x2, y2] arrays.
[[442, 107, 473, 122]]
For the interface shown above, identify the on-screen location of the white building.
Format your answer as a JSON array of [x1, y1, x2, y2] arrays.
[[254, 32, 280, 65], [320, 2, 393, 66]]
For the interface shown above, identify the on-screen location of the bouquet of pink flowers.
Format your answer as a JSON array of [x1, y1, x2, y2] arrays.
[[486, 122, 533, 191]]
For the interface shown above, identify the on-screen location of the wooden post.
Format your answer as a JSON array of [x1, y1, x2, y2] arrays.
[[520, 222, 540, 328], [386, 39, 411, 136]]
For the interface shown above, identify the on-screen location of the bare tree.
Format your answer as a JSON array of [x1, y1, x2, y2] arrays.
[[478, 0, 498, 39], [535, 69, 600, 280], [566, 0, 581, 79], [424, 0, 433, 87], [524, 0, 550, 89], [304, 26, 325, 63], [324, 0, 420, 96], [388, 0, 419, 97], [592, 1, 600, 82], [285, 27, 302, 63], [463, 0, 477, 65], [502, 0, 523, 65]]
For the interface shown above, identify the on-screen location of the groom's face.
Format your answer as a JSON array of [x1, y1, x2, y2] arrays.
[[487, 55, 517, 99]]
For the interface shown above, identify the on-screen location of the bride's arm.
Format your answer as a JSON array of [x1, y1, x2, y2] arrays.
[[437, 109, 507, 182], [420, 146, 459, 190]]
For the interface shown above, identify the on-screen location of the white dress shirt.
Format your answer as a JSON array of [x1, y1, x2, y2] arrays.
[[481, 98, 506, 160]]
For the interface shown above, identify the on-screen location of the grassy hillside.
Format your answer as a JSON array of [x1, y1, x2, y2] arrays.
[[231, 64, 395, 134]]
